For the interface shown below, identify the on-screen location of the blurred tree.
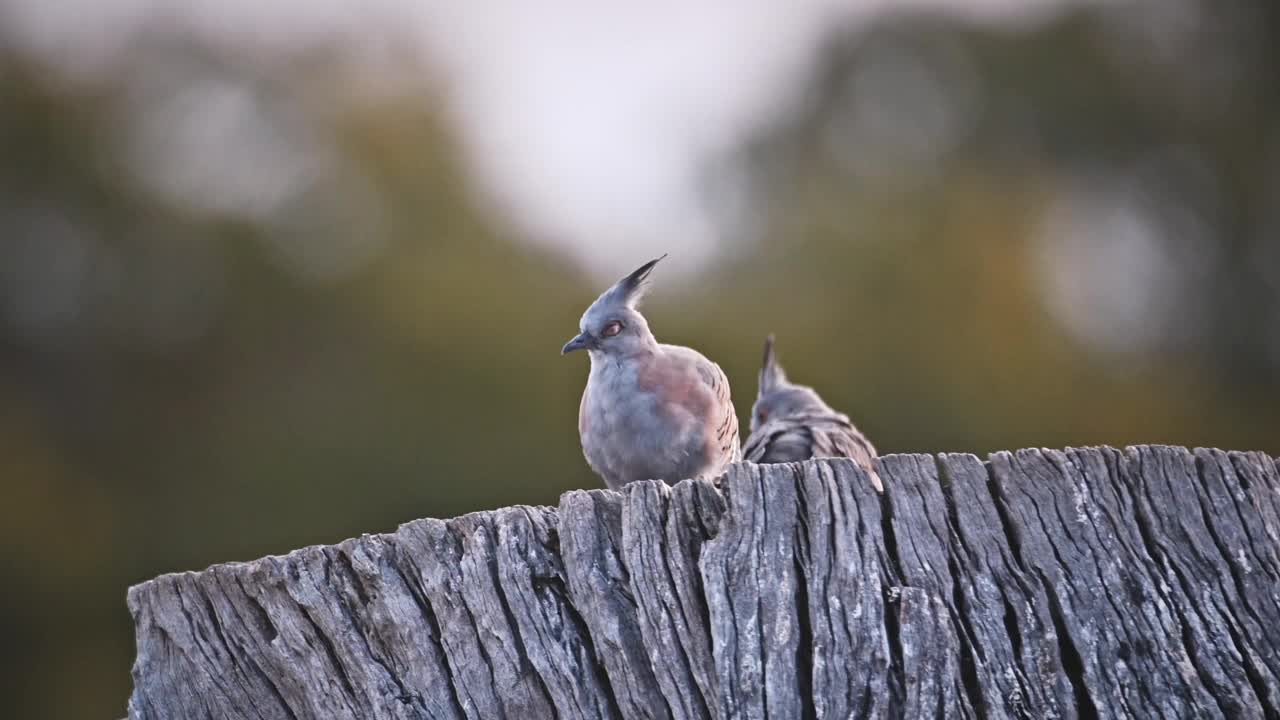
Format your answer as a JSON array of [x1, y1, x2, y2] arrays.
[[0, 3, 1277, 718]]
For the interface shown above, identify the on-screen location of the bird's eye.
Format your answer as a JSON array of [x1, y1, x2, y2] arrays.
[[602, 321, 623, 338], [757, 409, 768, 422]]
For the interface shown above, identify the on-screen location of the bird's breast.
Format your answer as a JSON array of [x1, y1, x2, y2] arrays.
[[583, 364, 649, 433]]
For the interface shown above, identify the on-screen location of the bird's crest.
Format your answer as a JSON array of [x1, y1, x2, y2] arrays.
[[759, 334, 789, 394], [600, 254, 667, 310]]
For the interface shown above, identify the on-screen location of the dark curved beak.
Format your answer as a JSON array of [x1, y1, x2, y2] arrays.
[[561, 332, 594, 355]]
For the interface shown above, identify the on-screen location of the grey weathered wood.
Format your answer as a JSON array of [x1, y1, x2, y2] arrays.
[[127, 446, 1280, 719]]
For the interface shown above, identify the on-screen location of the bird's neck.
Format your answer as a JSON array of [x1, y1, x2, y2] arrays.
[[587, 342, 660, 373]]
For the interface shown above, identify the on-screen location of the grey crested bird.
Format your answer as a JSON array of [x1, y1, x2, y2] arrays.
[[742, 335, 883, 492], [562, 255, 740, 490]]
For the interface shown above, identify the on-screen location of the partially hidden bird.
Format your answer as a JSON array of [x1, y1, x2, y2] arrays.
[[742, 335, 883, 492], [562, 255, 740, 490]]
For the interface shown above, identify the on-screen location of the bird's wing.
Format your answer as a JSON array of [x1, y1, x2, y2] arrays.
[[744, 412, 883, 493], [742, 418, 815, 463], [633, 345, 740, 480], [811, 414, 883, 493], [693, 355, 741, 466]]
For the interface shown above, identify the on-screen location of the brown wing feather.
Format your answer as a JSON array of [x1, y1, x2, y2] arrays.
[[743, 411, 882, 492], [743, 420, 813, 463], [698, 358, 741, 467]]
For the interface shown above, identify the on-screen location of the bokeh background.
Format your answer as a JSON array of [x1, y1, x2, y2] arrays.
[[2, 0, 1278, 716]]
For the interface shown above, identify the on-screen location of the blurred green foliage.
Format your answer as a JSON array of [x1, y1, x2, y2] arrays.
[[1, 4, 1278, 718]]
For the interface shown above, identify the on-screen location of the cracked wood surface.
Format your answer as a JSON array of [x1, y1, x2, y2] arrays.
[[126, 446, 1280, 719]]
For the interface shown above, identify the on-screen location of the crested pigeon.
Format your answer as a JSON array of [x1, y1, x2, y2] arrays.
[[742, 335, 883, 492], [562, 256, 740, 490]]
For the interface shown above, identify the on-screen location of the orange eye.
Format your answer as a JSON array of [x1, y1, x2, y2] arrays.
[[602, 321, 623, 337]]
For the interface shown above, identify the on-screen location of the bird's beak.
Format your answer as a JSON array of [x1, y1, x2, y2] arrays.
[[561, 332, 594, 355]]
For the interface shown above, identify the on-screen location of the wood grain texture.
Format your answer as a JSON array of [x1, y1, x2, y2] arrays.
[[127, 446, 1280, 719]]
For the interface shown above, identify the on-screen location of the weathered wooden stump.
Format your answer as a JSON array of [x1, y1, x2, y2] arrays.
[[125, 445, 1280, 719]]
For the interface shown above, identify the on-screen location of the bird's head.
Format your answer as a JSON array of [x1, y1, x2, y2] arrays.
[[562, 254, 665, 359], [750, 334, 829, 432]]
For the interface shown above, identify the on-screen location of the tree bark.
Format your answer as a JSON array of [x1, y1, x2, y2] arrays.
[[126, 446, 1280, 719]]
